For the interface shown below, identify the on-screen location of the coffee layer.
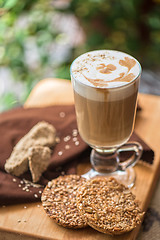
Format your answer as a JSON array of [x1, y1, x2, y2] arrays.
[[74, 90, 138, 147]]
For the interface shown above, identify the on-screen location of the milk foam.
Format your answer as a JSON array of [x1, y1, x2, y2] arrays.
[[71, 50, 140, 88], [71, 50, 141, 101]]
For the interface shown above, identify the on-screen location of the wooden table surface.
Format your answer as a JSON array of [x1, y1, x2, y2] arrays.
[[0, 78, 160, 240]]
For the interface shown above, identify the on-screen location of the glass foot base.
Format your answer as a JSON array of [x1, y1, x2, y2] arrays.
[[82, 167, 136, 188]]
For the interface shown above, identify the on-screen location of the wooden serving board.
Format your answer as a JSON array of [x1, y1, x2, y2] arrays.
[[0, 78, 160, 240]]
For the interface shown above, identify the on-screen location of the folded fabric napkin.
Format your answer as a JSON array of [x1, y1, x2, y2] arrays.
[[0, 105, 154, 205]]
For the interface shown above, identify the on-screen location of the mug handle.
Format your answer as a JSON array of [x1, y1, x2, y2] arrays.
[[117, 142, 143, 171]]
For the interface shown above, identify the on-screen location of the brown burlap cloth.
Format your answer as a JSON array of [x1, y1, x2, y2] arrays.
[[0, 105, 154, 206]]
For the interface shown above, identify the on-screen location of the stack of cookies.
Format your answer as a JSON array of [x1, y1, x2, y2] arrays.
[[41, 175, 144, 235]]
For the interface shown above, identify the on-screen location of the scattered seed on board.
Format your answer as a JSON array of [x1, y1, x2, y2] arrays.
[[75, 141, 79, 146], [59, 112, 65, 118], [64, 136, 71, 142], [73, 137, 77, 142], [58, 151, 63, 156], [72, 129, 78, 136], [65, 145, 70, 150]]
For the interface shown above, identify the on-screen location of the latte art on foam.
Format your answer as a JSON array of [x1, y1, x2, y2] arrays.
[[71, 50, 140, 88]]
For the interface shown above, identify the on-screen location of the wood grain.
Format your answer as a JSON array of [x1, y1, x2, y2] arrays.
[[0, 78, 160, 240]]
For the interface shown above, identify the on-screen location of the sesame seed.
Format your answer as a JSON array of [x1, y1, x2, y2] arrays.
[[13, 178, 16, 182], [64, 136, 71, 142], [65, 145, 70, 150], [55, 137, 60, 143], [73, 133, 78, 137], [58, 151, 63, 156], [34, 194, 38, 198], [18, 184, 21, 187], [72, 129, 78, 136], [73, 137, 77, 142], [47, 183, 52, 189], [75, 141, 80, 146], [59, 112, 65, 118]]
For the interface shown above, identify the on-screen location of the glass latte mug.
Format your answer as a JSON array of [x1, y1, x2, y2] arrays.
[[70, 50, 143, 187]]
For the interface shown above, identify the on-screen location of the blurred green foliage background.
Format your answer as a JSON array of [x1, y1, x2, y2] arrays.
[[0, 0, 160, 111]]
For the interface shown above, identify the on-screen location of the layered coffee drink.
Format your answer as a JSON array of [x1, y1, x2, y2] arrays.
[[71, 50, 141, 148]]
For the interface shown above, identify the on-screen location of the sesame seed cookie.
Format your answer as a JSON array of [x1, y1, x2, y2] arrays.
[[41, 175, 87, 228], [76, 177, 144, 235]]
